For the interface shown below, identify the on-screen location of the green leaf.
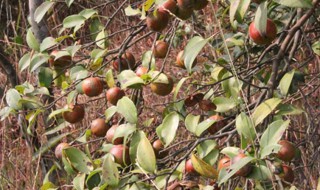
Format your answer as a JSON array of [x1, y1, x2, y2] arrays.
[[79, 9, 97, 19], [70, 65, 88, 80], [276, 104, 304, 115], [32, 132, 70, 161], [252, 98, 282, 126], [237, 0, 250, 22], [6, 89, 22, 110], [118, 70, 144, 89], [184, 36, 209, 73], [195, 117, 216, 137], [106, 70, 115, 88], [279, 70, 295, 96], [260, 120, 290, 149], [273, 0, 312, 8], [64, 147, 92, 173], [0, 107, 14, 121], [247, 163, 272, 180], [48, 107, 70, 120], [156, 112, 179, 147], [86, 169, 101, 190], [113, 123, 136, 143], [102, 154, 119, 187], [197, 140, 217, 158], [235, 113, 256, 142], [117, 97, 137, 124], [191, 154, 218, 179], [312, 41, 320, 56], [141, 51, 155, 69], [40, 37, 57, 52], [229, 0, 240, 27], [221, 147, 240, 158], [260, 144, 281, 159], [125, 5, 142, 16], [19, 53, 31, 72], [34, 2, 54, 23], [254, 1, 268, 37], [73, 173, 86, 190], [27, 28, 40, 51], [30, 53, 50, 72], [222, 73, 243, 98], [96, 30, 107, 49], [173, 77, 188, 102], [212, 97, 238, 112], [44, 121, 68, 135], [66, 0, 75, 7], [137, 137, 157, 173], [38, 67, 53, 88], [63, 15, 86, 28], [130, 131, 146, 164], [105, 106, 117, 122], [185, 114, 200, 135]]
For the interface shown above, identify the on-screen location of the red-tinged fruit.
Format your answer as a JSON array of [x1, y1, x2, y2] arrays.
[[55, 142, 70, 159], [106, 87, 125, 105], [277, 140, 295, 162], [281, 164, 295, 184], [136, 66, 149, 77], [109, 145, 131, 167], [153, 40, 169, 58], [152, 139, 168, 159], [150, 75, 174, 96], [82, 77, 104, 97], [62, 104, 85, 123], [159, 0, 178, 14], [231, 153, 252, 177], [113, 52, 136, 71], [49, 50, 72, 68], [185, 159, 196, 174], [207, 115, 225, 134], [106, 125, 124, 145], [146, 9, 170, 32], [193, 0, 208, 10], [217, 156, 231, 171], [91, 118, 109, 137], [249, 19, 277, 45]]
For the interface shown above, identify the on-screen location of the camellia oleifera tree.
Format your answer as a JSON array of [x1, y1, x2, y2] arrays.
[[1, 0, 320, 189]]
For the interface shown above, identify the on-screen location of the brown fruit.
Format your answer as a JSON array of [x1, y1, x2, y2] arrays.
[[249, 19, 277, 45], [153, 40, 169, 58], [193, 0, 208, 10], [82, 77, 104, 97], [185, 159, 196, 174], [176, 6, 193, 20], [185, 93, 204, 107], [199, 99, 216, 111], [62, 104, 85, 123], [177, 0, 194, 9], [106, 125, 124, 145], [113, 52, 136, 71], [217, 156, 231, 171], [159, 0, 178, 14], [49, 50, 72, 68], [136, 66, 149, 77], [281, 164, 294, 184], [277, 140, 295, 162], [150, 76, 174, 96], [91, 118, 109, 137], [55, 142, 70, 159], [231, 153, 252, 177], [109, 145, 131, 167], [152, 139, 168, 159], [176, 50, 197, 69], [207, 115, 225, 134], [106, 87, 125, 105], [146, 9, 170, 32]]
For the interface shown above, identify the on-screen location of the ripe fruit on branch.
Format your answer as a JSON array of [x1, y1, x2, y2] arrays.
[[55, 142, 70, 159], [82, 77, 104, 97], [106, 87, 125, 105], [106, 125, 124, 145], [207, 115, 225, 134], [49, 50, 72, 68], [176, 6, 193, 20], [152, 139, 168, 159], [231, 153, 252, 177], [176, 50, 197, 69], [249, 19, 277, 45], [136, 66, 148, 77], [217, 156, 230, 172], [113, 52, 136, 71], [153, 40, 169, 58], [159, 0, 178, 14], [146, 9, 170, 32], [276, 140, 295, 162], [91, 118, 109, 137], [199, 99, 216, 111], [280, 164, 294, 184], [193, 0, 208, 10], [62, 104, 85, 123], [150, 75, 174, 96], [185, 159, 196, 174], [109, 145, 131, 167], [185, 93, 204, 107], [177, 0, 194, 9]]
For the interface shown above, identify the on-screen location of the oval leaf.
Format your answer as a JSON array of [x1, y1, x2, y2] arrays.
[[116, 97, 137, 124], [34, 1, 54, 23], [102, 154, 119, 187], [184, 36, 209, 73], [137, 137, 157, 173], [156, 112, 179, 147], [191, 154, 218, 179], [252, 98, 282, 126]]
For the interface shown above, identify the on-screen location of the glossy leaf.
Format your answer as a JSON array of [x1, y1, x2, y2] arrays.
[[212, 97, 238, 112], [27, 28, 40, 51], [279, 70, 295, 96], [195, 118, 216, 137], [118, 70, 144, 89], [30, 53, 50, 72], [130, 131, 146, 164], [19, 53, 31, 72], [137, 137, 157, 173], [235, 112, 256, 142], [38, 67, 53, 88], [6, 89, 22, 110], [184, 36, 209, 73], [102, 154, 119, 187], [96, 30, 107, 49], [64, 147, 92, 174], [156, 112, 179, 147], [185, 114, 200, 135], [113, 123, 136, 143], [63, 15, 86, 28], [34, 2, 54, 23], [117, 97, 137, 124], [73, 173, 86, 190], [254, 1, 268, 37], [40, 37, 57, 52], [260, 120, 290, 148], [221, 147, 240, 158], [105, 106, 117, 121], [252, 98, 282, 126]]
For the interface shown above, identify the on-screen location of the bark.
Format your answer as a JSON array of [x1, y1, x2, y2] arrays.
[[0, 49, 18, 87]]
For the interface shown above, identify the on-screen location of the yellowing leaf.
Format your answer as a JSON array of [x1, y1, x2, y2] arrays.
[[191, 154, 218, 179]]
